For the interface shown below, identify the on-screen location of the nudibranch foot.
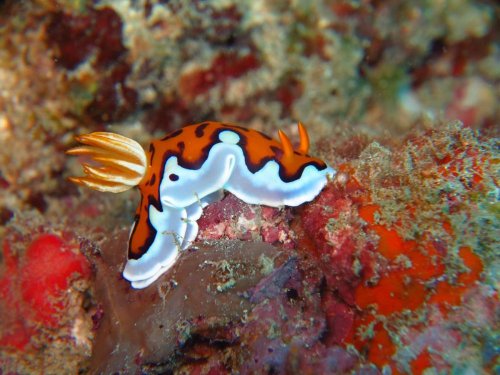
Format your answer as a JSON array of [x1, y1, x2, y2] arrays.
[[122, 206, 186, 287], [68, 122, 335, 289], [124, 190, 226, 288]]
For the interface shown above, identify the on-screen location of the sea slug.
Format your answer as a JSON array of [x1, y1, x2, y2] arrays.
[[68, 122, 335, 288]]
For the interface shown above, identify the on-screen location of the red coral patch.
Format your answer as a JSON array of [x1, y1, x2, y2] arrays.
[[179, 52, 260, 101], [0, 234, 90, 350], [47, 7, 126, 70]]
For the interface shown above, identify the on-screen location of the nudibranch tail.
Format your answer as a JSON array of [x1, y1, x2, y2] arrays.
[[67, 132, 147, 193]]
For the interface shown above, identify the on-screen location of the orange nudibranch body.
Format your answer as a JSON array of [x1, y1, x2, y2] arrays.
[[68, 121, 335, 288]]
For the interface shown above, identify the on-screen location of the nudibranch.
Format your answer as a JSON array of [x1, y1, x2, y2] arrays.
[[68, 122, 335, 288]]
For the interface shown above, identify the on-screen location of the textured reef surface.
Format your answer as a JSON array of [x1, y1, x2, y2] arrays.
[[0, 1, 498, 374]]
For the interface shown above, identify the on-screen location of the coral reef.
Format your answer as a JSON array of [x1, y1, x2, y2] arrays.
[[0, 0, 498, 373], [299, 123, 498, 373]]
